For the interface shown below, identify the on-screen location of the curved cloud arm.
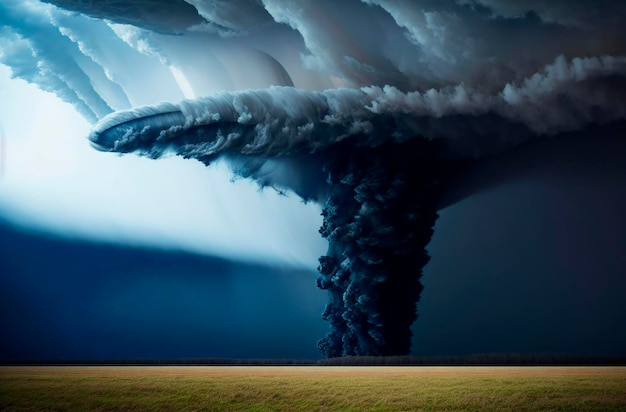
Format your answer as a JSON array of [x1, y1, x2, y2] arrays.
[[89, 87, 391, 159], [90, 55, 626, 167], [89, 106, 185, 152]]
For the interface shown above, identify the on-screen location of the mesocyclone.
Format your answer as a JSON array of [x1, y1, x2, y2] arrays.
[[87, 55, 626, 356]]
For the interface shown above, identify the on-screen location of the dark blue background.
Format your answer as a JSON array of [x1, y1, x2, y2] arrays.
[[2, 147, 626, 360]]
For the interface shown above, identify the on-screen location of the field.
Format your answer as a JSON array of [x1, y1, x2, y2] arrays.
[[1, 366, 625, 411]]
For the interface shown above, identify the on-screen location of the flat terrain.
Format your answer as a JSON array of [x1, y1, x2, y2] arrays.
[[1, 366, 625, 411]]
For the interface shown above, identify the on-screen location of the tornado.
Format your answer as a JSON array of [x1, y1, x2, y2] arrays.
[[88, 54, 626, 356]]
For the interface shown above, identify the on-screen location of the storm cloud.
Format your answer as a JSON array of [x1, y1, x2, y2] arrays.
[[4, 0, 626, 356]]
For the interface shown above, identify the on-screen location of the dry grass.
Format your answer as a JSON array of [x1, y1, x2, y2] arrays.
[[1, 366, 625, 411]]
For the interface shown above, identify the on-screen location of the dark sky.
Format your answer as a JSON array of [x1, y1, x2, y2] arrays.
[[3, 154, 625, 360], [418, 175, 626, 357], [0, 222, 327, 360]]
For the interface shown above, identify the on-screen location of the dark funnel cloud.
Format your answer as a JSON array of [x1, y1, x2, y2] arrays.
[[8, 0, 626, 357], [316, 140, 444, 356]]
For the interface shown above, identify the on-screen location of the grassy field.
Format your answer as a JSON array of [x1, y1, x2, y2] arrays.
[[1, 366, 625, 411]]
